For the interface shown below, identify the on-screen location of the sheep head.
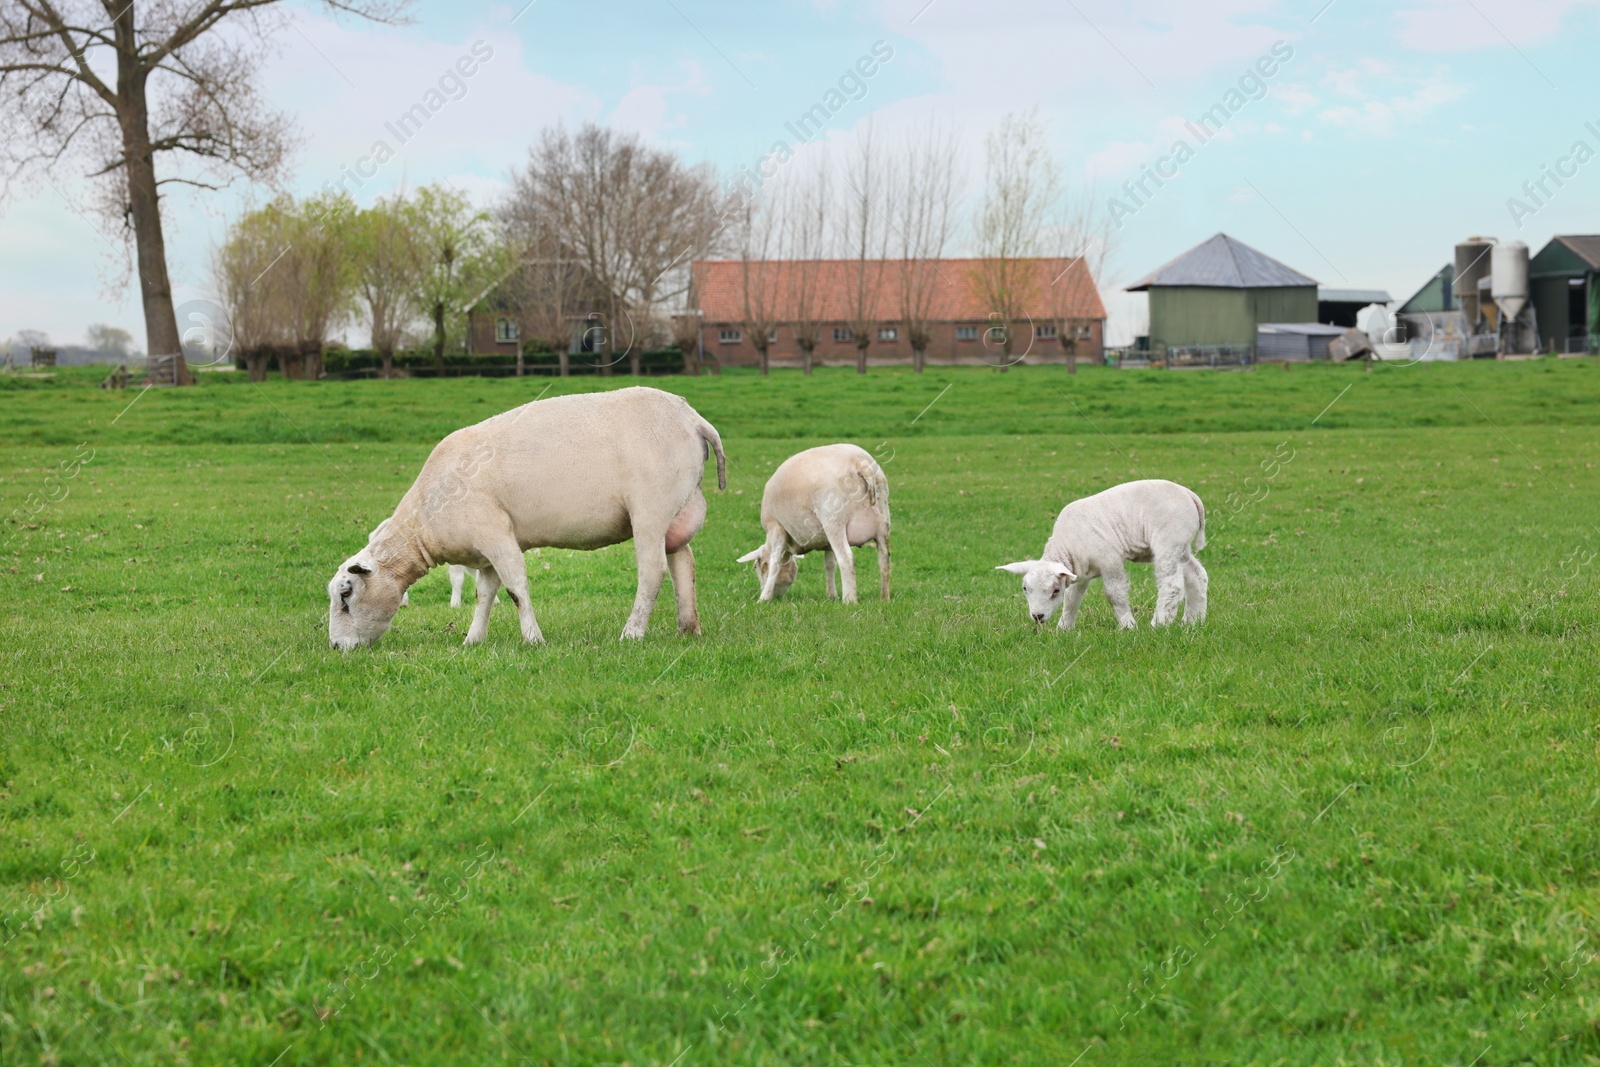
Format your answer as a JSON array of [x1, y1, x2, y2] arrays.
[[737, 544, 799, 600], [328, 553, 407, 649], [996, 560, 1075, 624]]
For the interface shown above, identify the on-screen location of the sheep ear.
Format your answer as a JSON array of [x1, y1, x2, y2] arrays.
[[996, 561, 1035, 575], [736, 549, 762, 563], [347, 562, 371, 576], [1049, 562, 1076, 582]]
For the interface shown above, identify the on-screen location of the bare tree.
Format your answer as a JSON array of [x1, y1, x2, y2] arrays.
[[352, 192, 421, 380], [670, 300, 702, 376], [1048, 187, 1116, 375], [841, 131, 891, 375], [783, 162, 830, 376], [972, 111, 1059, 372], [0, 1, 409, 385], [735, 190, 784, 377], [893, 125, 962, 374], [509, 123, 721, 377]]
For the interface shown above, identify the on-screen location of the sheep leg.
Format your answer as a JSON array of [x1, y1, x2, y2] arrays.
[[449, 565, 466, 608], [1101, 564, 1137, 630], [758, 527, 789, 602], [622, 535, 669, 639], [1152, 555, 1186, 628], [876, 531, 891, 601], [824, 524, 857, 604], [482, 543, 543, 645], [1058, 579, 1088, 631], [1183, 556, 1209, 625], [464, 566, 502, 645], [667, 545, 700, 635], [824, 550, 837, 600]]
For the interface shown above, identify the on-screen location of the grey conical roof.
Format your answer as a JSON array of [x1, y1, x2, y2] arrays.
[[1126, 233, 1317, 290]]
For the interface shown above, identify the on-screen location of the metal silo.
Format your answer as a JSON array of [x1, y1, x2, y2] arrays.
[[1491, 241, 1529, 321], [1491, 240, 1535, 352], [1454, 237, 1493, 331]]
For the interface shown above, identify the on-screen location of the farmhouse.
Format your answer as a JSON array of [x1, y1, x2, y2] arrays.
[[686, 257, 1106, 368], [464, 259, 614, 357], [1528, 235, 1600, 354], [1126, 233, 1318, 354]]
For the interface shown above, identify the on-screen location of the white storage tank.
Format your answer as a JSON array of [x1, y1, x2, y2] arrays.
[[1491, 240, 1530, 322]]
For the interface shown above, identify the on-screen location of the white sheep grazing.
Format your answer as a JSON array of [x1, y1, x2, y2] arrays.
[[997, 478, 1207, 630], [737, 443, 890, 603], [328, 387, 726, 649]]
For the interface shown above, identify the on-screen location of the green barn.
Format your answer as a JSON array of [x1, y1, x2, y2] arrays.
[[1127, 233, 1318, 352], [1528, 236, 1599, 354]]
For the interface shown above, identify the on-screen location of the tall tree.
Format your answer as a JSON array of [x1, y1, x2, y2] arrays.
[[841, 130, 891, 375], [783, 162, 830, 377], [893, 125, 962, 374], [973, 111, 1059, 372], [735, 190, 783, 377], [508, 123, 721, 377], [497, 202, 582, 378], [0, 1, 409, 385], [351, 193, 421, 380], [1048, 188, 1117, 375], [409, 184, 504, 378]]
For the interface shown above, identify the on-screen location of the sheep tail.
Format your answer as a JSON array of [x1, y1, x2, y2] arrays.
[[698, 417, 727, 491], [1191, 491, 1207, 552], [855, 457, 885, 510]]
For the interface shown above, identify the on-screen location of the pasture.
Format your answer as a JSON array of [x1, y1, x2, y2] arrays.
[[2, 360, 1598, 1065]]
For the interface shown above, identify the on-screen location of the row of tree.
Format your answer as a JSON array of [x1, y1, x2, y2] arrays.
[[217, 114, 1113, 382], [216, 185, 502, 381], [216, 122, 725, 380]]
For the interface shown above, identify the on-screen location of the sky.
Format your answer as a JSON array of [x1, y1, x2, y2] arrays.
[[3, 0, 1599, 347]]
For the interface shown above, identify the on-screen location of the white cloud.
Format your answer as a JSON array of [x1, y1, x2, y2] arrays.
[[260, 11, 598, 204], [884, 0, 1291, 103], [607, 61, 712, 143], [1271, 82, 1320, 115], [1395, 0, 1600, 50], [1316, 70, 1466, 137]]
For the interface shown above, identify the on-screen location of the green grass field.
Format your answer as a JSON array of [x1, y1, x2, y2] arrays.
[[3, 360, 1598, 1065]]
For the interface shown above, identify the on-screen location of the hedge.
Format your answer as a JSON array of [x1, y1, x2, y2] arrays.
[[240, 347, 696, 377]]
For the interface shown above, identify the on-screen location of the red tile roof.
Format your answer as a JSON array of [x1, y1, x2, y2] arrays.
[[691, 257, 1106, 324]]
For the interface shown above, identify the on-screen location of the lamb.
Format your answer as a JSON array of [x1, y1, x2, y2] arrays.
[[328, 387, 726, 649], [737, 443, 890, 603], [997, 478, 1207, 630]]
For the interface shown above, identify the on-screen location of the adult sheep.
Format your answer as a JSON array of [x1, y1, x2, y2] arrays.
[[328, 387, 726, 649], [737, 443, 890, 603], [997, 479, 1207, 630]]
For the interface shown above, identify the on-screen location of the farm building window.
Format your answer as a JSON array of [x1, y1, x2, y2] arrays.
[[955, 325, 979, 341], [1035, 323, 1058, 339], [767, 329, 778, 343], [833, 327, 855, 343], [495, 318, 520, 343], [877, 326, 898, 342], [1076, 324, 1093, 340], [718, 328, 742, 344]]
